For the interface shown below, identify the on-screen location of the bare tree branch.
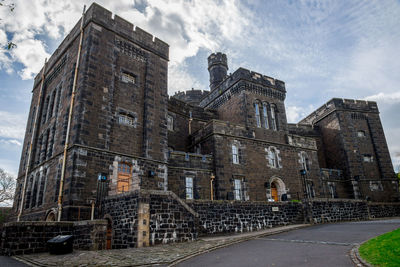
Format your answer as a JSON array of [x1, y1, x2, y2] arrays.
[[0, 168, 16, 205]]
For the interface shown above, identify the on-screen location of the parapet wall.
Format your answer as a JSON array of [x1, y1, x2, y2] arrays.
[[300, 98, 379, 125], [34, 2, 169, 87]]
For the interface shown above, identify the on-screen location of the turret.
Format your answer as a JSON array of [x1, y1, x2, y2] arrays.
[[208, 52, 228, 91]]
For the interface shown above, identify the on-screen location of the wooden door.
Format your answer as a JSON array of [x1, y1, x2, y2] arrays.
[[271, 184, 278, 201]]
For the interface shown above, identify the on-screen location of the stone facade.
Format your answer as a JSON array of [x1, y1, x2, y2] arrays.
[[11, 2, 398, 226]]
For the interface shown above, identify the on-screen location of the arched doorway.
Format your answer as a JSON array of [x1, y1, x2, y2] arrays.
[[267, 177, 286, 201]]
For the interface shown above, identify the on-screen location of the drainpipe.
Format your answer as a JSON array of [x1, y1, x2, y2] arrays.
[[210, 173, 215, 201], [188, 111, 193, 135], [57, 5, 86, 222], [17, 58, 48, 222]]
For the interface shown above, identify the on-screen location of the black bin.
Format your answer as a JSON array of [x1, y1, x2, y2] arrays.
[[47, 235, 74, 254]]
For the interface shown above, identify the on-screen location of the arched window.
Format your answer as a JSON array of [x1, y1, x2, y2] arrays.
[[270, 104, 277, 130], [232, 144, 239, 164], [254, 102, 261, 127], [268, 148, 278, 168], [262, 103, 269, 129]]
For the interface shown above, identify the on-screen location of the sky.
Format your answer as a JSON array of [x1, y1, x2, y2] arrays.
[[0, 0, 399, 177]]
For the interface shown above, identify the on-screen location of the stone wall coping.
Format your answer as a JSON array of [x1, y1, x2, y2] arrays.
[[73, 220, 107, 226], [4, 221, 74, 227], [311, 198, 367, 203], [187, 200, 302, 206]]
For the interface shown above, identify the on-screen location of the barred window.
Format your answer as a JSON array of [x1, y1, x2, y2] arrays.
[[357, 130, 366, 137], [300, 152, 310, 171], [118, 113, 135, 126], [121, 72, 136, 84], [363, 155, 373, 162]]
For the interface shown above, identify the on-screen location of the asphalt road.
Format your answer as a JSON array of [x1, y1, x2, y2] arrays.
[[178, 219, 400, 267], [0, 256, 28, 267]]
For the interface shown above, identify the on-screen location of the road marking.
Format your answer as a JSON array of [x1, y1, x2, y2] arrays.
[[257, 238, 355, 246]]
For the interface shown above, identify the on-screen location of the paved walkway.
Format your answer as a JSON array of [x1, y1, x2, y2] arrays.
[[13, 224, 308, 266], [177, 219, 400, 267]]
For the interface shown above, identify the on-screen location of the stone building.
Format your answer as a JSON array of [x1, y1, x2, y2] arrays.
[[12, 3, 398, 222]]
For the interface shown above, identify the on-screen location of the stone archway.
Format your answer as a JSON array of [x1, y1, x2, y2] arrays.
[[267, 177, 286, 201], [45, 209, 57, 221]]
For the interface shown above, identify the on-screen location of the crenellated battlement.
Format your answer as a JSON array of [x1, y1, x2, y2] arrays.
[[299, 98, 379, 125], [173, 89, 209, 106], [34, 2, 168, 87], [200, 67, 286, 108]]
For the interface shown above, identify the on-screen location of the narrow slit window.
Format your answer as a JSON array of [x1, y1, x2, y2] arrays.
[[232, 144, 239, 164], [254, 103, 261, 127], [263, 103, 269, 129]]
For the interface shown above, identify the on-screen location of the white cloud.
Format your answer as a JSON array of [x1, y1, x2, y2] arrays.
[[0, 111, 26, 140], [365, 92, 400, 104], [286, 105, 315, 123]]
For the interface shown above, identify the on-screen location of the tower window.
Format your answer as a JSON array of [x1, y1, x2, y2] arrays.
[[167, 115, 174, 131], [118, 113, 135, 126], [117, 162, 131, 193], [300, 152, 310, 171], [121, 72, 136, 84], [185, 177, 193, 199], [234, 179, 242, 200], [232, 144, 239, 164], [263, 103, 269, 129], [254, 102, 261, 127], [357, 130, 366, 137], [270, 104, 277, 131], [363, 155, 373, 162], [268, 147, 279, 168]]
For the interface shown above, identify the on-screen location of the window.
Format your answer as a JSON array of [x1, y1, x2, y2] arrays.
[[29, 107, 36, 133], [254, 102, 261, 127], [48, 90, 56, 119], [270, 105, 277, 130], [363, 155, 373, 162], [357, 130, 366, 137], [328, 183, 337, 198], [117, 162, 131, 193], [234, 179, 242, 200], [268, 148, 278, 168], [121, 72, 136, 84], [263, 103, 269, 129], [118, 113, 135, 126], [167, 115, 174, 131], [300, 152, 310, 171], [232, 144, 239, 164], [186, 177, 193, 199]]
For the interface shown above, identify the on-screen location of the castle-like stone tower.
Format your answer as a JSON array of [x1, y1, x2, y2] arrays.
[[208, 52, 228, 91]]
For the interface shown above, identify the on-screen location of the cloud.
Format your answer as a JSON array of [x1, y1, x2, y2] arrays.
[[365, 92, 400, 104], [0, 111, 26, 140], [286, 104, 316, 123]]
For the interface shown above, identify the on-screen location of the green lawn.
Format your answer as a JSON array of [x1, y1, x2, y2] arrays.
[[359, 227, 400, 267]]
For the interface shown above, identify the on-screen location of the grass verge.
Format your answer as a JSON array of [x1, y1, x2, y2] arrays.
[[359, 227, 400, 266]]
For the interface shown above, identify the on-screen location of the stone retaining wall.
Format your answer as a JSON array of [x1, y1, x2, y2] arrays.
[[368, 202, 400, 218], [190, 201, 304, 235], [310, 199, 369, 223], [0, 220, 107, 255]]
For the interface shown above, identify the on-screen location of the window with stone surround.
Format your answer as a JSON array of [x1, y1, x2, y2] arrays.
[[167, 115, 174, 131], [300, 151, 310, 171], [121, 72, 136, 84], [117, 162, 131, 193], [268, 148, 278, 168], [254, 102, 261, 127], [232, 144, 239, 164], [357, 130, 366, 137], [185, 177, 193, 199], [234, 179, 242, 200], [270, 104, 277, 130], [118, 113, 135, 127], [363, 154, 373, 162], [262, 103, 269, 129]]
